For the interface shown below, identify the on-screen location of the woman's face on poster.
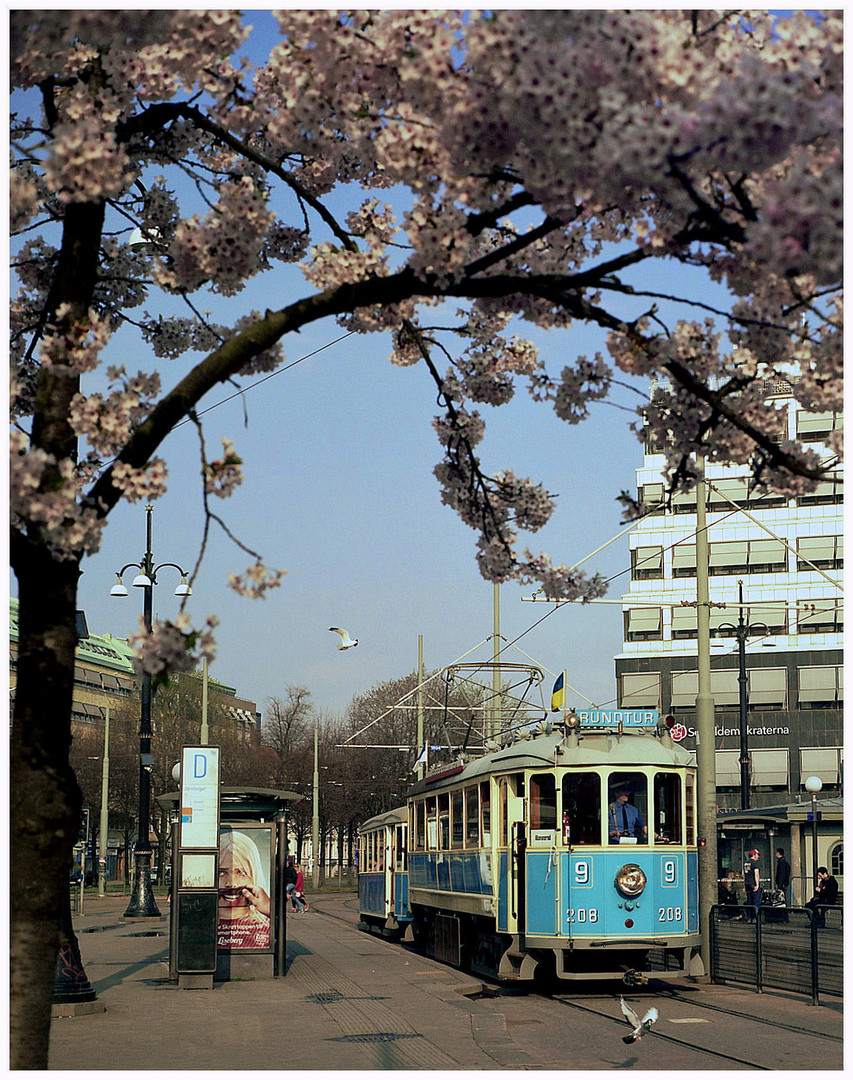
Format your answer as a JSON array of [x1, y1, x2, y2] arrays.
[[218, 846, 253, 915]]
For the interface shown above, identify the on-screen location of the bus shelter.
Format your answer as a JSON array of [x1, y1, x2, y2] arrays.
[[157, 786, 302, 980]]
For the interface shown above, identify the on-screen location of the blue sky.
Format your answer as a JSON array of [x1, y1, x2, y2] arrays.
[[11, 11, 738, 728]]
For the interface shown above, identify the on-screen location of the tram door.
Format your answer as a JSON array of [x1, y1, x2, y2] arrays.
[[499, 776, 526, 934]]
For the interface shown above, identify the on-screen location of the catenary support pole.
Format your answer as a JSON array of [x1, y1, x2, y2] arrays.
[[492, 583, 501, 740], [312, 725, 320, 890], [417, 635, 425, 780], [98, 708, 110, 897], [695, 464, 718, 978]]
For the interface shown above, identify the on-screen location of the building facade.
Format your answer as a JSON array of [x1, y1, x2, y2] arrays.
[[615, 383, 842, 814], [10, 597, 260, 736]]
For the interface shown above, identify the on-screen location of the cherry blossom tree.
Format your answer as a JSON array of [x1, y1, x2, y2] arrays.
[[9, 10, 841, 1065]]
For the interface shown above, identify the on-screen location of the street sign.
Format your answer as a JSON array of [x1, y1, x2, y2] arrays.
[[180, 747, 220, 848], [575, 709, 659, 727]]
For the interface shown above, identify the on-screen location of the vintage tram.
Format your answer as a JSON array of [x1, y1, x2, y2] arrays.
[[356, 805, 411, 938], [358, 711, 701, 984]]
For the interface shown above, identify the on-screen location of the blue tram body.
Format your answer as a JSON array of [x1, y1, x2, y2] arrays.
[[360, 718, 701, 984], [357, 806, 412, 937]]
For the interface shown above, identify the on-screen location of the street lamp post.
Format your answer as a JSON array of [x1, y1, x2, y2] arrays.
[[804, 775, 823, 895], [718, 580, 769, 812], [111, 504, 191, 918]]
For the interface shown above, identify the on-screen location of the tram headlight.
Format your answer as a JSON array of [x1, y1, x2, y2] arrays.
[[615, 863, 647, 897]]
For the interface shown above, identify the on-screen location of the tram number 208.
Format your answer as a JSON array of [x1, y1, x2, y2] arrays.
[[566, 908, 599, 923], [658, 907, 683, 922]]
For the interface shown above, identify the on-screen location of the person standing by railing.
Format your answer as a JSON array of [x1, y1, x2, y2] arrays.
[[775, 847, 791, 906], [743, 849, 762, 920]]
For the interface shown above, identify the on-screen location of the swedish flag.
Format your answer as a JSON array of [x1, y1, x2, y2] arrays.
[[551, 672, 565, 712]]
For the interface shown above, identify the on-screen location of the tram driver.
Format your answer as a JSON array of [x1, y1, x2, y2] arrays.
[[608, 787, 647, 844]]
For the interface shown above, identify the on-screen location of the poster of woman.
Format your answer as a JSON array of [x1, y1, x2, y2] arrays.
[[217, 826, 272, 951]]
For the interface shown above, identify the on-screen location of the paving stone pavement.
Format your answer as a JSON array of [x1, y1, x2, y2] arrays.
[[47, 894, 543, 1071]]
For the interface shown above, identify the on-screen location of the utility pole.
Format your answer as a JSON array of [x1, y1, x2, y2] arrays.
[[491, 583, 501, 740], [694, 464, 718, 978], [98, 708, 110, 897], [312, 725, 320, 890], [200, 656, 209, 745], [417, 636, 425, 780]]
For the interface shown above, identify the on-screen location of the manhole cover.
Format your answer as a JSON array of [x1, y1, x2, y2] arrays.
[[331, 1033, 422, 1044], [307, 993, 390, 1004]]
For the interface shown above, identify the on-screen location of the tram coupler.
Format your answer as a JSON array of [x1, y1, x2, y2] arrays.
[[622, 969, 647, 987]]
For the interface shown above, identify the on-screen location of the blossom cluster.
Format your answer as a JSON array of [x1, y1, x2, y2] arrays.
[[227, 560, 287, 599], [69, 366, 161, 457], [129, 612, 219, 680], [156, 176, 275, 296], [39, 306, 111, 374], [9, 429, 105, 557], [204, 438, 243, 499]]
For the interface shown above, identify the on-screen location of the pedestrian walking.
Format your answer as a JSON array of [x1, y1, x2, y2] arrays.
[[285, 855, 302, 913], [292, 863, 309, 912], [743, 849, 762, 919], [774, 847, 791, 906]]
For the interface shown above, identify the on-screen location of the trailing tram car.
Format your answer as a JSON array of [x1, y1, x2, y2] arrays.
[[403, 713, 700, 984], [357, 806, 412, 939]]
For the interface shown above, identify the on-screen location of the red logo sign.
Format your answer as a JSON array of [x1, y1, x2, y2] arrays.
[[670, 722, 688, 742]]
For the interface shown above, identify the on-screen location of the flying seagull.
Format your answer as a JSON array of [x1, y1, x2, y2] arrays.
[[619, 997, 658, 1044], [329, 627, 359, 650]]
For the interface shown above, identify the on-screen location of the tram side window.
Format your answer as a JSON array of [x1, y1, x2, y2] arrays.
[[465, 786, 479, 847], [451, 789, 464, 848], [438, 793, 450, 849], [607, 774, 649, 845], [376, 832, 385, 871], [529, 773, 557, 830], [480, 782, 491, 845], [685, 773, 695, 846], [653, 773, 682, 844], [395, 824, 406, 871], [426, 796, 438, 850], [562, 773, 601, 845], [413, 801, 425, 852]]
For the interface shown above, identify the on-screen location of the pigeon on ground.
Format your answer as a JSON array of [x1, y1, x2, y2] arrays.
[[329, 627, 359, 650], [619, 997, 658, 1043]]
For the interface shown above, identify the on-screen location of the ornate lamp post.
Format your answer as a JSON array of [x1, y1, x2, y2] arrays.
[[111, 503, 191, 917], [717, 580, 768, 811]]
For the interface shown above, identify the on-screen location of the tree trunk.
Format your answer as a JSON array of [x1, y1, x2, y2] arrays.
[[10, 193, 106, 1068], [10, 555, 82, 1068]]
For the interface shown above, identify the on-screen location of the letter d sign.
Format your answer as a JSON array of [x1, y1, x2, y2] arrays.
[[194, 753, 207, 779]]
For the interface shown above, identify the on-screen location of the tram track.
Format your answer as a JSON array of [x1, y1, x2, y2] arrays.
[[654, 984, 844, 1042], [320, 899, 842, 1044], [312, 898, 840, 1070], [550, 995, 772, 1069]]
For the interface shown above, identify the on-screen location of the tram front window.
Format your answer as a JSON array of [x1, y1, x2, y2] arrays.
[[607, 774, 648, 844], [562, 773, 601, 845], [653, 773, 682, 844], [529, 774, 557, 830]]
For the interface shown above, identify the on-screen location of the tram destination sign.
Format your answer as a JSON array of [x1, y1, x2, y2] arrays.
[[576, 709, 659, 728]]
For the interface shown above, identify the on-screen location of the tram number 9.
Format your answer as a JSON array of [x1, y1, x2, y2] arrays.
[[663, 859, 677, 884], [574, 861, 590, 885], [566, 908, 599, 924], [657, 907, 683, 923]]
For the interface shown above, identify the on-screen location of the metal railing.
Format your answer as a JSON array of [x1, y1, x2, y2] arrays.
[[710, 904, 842, 1004]]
